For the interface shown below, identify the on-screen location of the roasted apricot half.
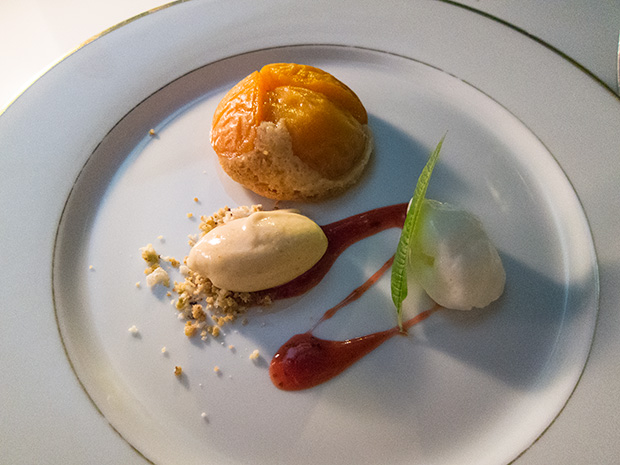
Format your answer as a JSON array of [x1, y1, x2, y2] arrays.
[[210, 63, 372, 201]]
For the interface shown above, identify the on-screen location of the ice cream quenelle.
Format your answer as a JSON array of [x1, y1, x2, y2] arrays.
[[187, 210, 328, 292], [210, 63, 372, 201], [408, 199, 505, 310]]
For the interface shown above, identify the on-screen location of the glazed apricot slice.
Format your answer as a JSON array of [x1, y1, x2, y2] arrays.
[[210, 63, 372, 200], [212, 64, 368, 176]]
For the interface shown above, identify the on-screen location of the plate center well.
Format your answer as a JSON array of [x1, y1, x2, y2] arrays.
[[53, 45, 598, 465]]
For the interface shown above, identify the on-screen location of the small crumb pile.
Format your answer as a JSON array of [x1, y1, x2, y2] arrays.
[[140, 205, 273, 341]]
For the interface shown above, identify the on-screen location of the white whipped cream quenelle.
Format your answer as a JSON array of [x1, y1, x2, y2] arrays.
[[187, 210, 327, 292], [408, 199, 505, 310]]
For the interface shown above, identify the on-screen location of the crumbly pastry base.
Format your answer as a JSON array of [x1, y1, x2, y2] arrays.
[[216, 120, 373, 202]]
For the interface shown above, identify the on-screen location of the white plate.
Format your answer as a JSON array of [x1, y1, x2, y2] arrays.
[[1, 1, 619, 464]]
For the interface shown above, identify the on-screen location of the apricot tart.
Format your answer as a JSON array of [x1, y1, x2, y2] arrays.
[[210, 63, 373, 201]]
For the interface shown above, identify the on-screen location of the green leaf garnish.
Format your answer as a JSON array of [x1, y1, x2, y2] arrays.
[[391, 134, 445, 330]]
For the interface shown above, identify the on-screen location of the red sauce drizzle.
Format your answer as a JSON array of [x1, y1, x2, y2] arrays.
[[258, 203, 408, 301], [265, 202, 440, 391], [270, 305, 439, 391]]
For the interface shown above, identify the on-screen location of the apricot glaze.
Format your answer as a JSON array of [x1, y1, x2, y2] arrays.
[[211, 63, 368, 179]]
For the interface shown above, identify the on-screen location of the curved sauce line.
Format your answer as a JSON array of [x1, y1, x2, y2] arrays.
[[260, 202, 439, 391]]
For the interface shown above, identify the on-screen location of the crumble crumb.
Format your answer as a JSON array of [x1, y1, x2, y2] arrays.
[[197, 204, 262, 238], [213, 366, 221, 374], [128, 325, 139, 335], [140, 204, 274, 342], [194, 197, 199, 203], [249, 349, 260, 360], [184, 321, 199, 337], [174, 366, 183, 376], [187, 212, 194, 219], [146, 266, 170, 287], [135, 282, 141, 288], [140, 243, 170, 288], [187, 234, 199, 247], [149, 128, 156, 136], [140, 243, 158, 265], [161, 346, 167, 354], [89, 265, 94, 270], [162, 256, 180, 268]]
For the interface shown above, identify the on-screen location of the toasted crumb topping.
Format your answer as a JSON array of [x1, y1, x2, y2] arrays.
[[197, 204, 263, 238], [140, 204, 272, 342], [140, 243, 159, 269], [146, 266, 170, 287], [162, 256, 180, 268]]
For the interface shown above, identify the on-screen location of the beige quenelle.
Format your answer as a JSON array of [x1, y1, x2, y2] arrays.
[[187, 209, 328, 292]]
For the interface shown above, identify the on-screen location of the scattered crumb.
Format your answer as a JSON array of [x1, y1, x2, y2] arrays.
[[149, 128, 156, 136], [88, 265, 94, 270], [249, 349, 260, 360], [174, 366, 183, 376], [201, 412, 209, 422], [139, 205, 275, 343], [146, 266, 170, 287], [187, 212, 194, 219], [213, 366, 221, 374], [128, 325, 139, 335], [162, 256, 180, 268], [161, 346, 167, 354], [187, 234, 198, 247], [184, 321, 199, 337], [140, 243, 161, 276], [157, 235, 164, 241], [194, 197, 199, 203], [135, 282, 141, 288], [228, 345, 235, 351]]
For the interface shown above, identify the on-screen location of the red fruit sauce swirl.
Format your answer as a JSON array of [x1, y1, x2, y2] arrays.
[[261, 203, 440, 391], [257, 202, 408, 301]]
